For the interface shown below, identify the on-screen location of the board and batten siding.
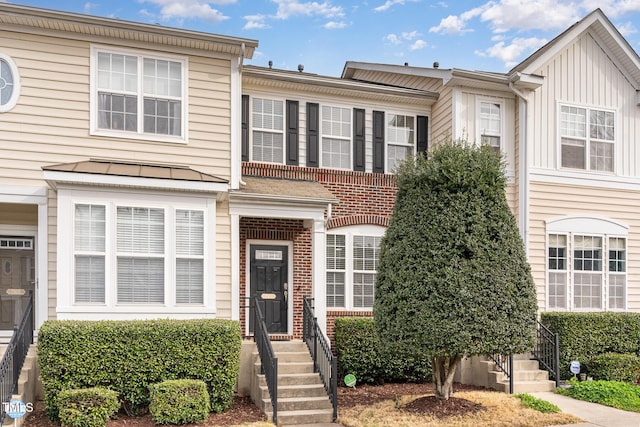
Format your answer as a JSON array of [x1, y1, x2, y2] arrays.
[[529, 181, 640, 311], [528, 31, 640, 175], [0, 30, 236, 320]]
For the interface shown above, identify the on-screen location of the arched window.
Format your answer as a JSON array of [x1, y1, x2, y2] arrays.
[[0, 54, 20, 112]]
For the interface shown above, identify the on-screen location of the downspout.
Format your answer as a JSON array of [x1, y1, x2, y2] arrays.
[[238, 42, 247, 186], [509, 82, 530, 255], [325, 203, 332, 227]]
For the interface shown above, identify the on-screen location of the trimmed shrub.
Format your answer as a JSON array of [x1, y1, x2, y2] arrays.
[[541, 312, 640, 379], [38, 319, 241, 419], [585, 353, 640, 383], [57, 387, 119, 427], [149, 379, 210, 425], [334, 317, 431, 384]]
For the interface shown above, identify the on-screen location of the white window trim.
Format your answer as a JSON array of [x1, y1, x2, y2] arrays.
[[89, 44, 189, 144], [326, 224, 385, 311], [249, 96, 286, 164], [385, 111, 417, 173], [0, 53, 20, 113], [320, 104, 352, 170], [545, 216, 628, 312], [556, 102, 616, 173], [476, 97, 504, 152], [56, 187, 216, 319]]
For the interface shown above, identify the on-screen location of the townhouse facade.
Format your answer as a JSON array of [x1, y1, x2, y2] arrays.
[[2, 3, 640, 352]]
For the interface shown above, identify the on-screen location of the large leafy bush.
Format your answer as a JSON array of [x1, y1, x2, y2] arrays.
[[38, 319, 241, 419]]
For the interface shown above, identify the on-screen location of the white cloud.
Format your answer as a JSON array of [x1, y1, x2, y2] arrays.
[[581, 0, 640, 19], [617, 21, 638, 37], [84, 2, 98, 13], [480, 0, 580, 32], [243, 15, 270, 30], [139, 0, 232, 24], [384, 33, 401, 44], [272, 0, 344, 20], [324, 21, 347, 29], [429, 7, 484, 35], [401, 30, 419, 40], [410, 39, 428, 50], [475, 36, 548, 67]]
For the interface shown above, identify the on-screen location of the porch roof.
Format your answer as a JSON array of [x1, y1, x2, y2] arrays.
[[42, 159, 228, 194], [232, 176, 338, 205]]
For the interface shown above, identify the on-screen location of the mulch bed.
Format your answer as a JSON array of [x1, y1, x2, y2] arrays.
[[24, 382, 488, 426]]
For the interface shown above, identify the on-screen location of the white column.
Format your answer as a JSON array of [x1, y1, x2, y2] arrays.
[[231, 213, 240, 320], [312, 217, 327, 336]]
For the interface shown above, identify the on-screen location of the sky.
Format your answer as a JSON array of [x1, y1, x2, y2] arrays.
[[6, 0, 640, 77]]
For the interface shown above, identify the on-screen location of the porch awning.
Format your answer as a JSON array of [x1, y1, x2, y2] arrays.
[[231, 176, 338, 206], [42, 159, 228, 194]]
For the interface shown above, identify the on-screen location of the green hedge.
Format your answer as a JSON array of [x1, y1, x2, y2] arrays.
[[38, 319, 241, 419], [149, 379, 210, 425], [585, 353, 640, 383], [334, 317, 431, 384], [57, 387, 119, 427], [541, 312, 640, 379]]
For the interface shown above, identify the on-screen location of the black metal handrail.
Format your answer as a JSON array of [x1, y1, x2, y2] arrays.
[[532, 320, 560, 387], [252, 296, 277, 424], [488, 353, 514, 394], [302, 298, 337, 421], [0, 291, 34, 424]]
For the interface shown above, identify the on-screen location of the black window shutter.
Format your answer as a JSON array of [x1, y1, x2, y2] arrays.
[[307, 102, 319, 167], [353, 108, 365, 171], [372, 110, 385, 173], [286, 100, 299, 165], [241, 95, 249, 162], [417, 115, 429, 155]]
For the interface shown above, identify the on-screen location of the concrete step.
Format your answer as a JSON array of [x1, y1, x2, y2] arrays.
[[254, 361, 314, 375], [490, 368, 549, 383], [263, 396, 333, 412], [271, 341, 307, 353], [265, 408, 334, 425], [496, 379, 557, 393], [260, 383, 328, 399], [258, 373, 323, 386]]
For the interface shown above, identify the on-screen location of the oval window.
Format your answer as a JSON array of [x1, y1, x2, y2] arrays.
[[0, 54, 19, 112]]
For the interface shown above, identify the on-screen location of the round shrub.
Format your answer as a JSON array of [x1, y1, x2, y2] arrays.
[[149, 379, 210, 425], [57, 387, 119, 427]]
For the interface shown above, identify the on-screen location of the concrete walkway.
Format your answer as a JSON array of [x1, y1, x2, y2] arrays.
[[530, 391, 640, 427]]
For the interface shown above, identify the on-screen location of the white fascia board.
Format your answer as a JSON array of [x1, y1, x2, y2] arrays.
[[43, 170, 228, 194], [531, 168, 640, 192], [230, 197, 326, 221]]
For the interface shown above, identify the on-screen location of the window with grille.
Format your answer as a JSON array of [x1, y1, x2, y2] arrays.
[[387, 114, 415, 172], [321, 106, 351, 169], [479, 101, 501, 151], [252, 98, 284, 163], [560, 105, 614, 172], [93, 47, 185, 139]]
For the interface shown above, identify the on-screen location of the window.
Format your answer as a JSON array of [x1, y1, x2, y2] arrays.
[[321, 106, 351, 169], [65, 191, 211, 310], [252, 98, 284, 163], [546, 231, 626, 311], [326, 226, 384, 310], [479, 101, 501, 151], [92, 47, 185, 140], [560, 105, 614, 172], [386, 114, 415, 171], [0, 53, 20, 112]]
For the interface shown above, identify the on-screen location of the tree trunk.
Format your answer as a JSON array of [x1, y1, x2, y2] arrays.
[[432, 355, 462, 400]]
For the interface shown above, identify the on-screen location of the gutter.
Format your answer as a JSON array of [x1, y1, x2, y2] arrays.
[[509, 82, 530, 255]]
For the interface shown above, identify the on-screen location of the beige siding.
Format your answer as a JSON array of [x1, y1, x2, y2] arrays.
[[47, 190, 57, 320], [529, 32, 640, 174], [431, 85, 453, 144], [349, 69, 444, 92], [529, 181, 640, 311], [1, 30, 235, 320]]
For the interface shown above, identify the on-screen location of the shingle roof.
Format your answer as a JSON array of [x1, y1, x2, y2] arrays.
[[236, 176, 337, 203]]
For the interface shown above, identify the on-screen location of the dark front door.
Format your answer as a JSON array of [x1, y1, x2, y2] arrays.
[[0, 237, 35, 330], [249, 244, 288, 334]]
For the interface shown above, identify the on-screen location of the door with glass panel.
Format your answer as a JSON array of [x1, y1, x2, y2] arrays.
[[0, 237, 35, 330]]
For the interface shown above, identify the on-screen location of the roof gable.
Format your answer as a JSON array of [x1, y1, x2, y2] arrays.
[[511, 9, 640, 89]]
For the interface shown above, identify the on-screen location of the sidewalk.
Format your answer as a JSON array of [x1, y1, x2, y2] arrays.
[[530, 391, 640, 427]]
